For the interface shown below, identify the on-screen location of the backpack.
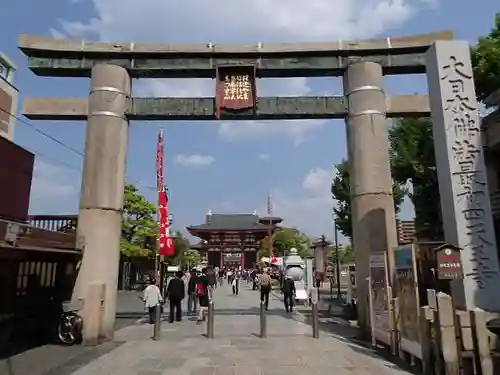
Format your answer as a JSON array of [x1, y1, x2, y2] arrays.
[[195, 282, 205, 297], [260, 275, 271, 287]]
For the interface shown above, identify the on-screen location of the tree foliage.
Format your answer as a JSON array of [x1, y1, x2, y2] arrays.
[[331, 159, 406, 240], [121, 184, 158, 258], [472, 13, 500, 104], [163, 231, 195, 265], [331, 161, 352, 240], [390, 118, 442, 238], [328, 243, 354, 264], [119, 184, 199, 264], [260, 227, 312, 258]]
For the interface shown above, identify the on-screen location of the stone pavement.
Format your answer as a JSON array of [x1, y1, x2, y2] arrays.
[[0, 291, 144, 375], [63, 283, 413, 375]]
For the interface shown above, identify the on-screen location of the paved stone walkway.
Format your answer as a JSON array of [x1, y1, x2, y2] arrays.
[[67, 284, 412, 375]]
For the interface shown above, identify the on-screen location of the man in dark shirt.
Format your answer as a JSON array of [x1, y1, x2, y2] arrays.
[[166, 271, 185, 323], [218, 268, 225, 286], [196, 268, 211, 324], [207, 267, 217, 289], [282, 275, 296, 313], [251, 269, 258, 290], [187, 269, 198, 315]]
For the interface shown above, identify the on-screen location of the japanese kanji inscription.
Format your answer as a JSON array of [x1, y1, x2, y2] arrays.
[[223, 74, 251, 101], [426, 41, 500, 311], [215, 65, 256, 118]]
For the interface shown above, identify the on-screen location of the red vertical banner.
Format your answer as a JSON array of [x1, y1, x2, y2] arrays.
[[156, 129, 174, 256], [215, 65, 257, 119]]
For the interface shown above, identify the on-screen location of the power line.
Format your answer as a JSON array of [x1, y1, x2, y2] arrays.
[[25, 147, 82, 172], [0, 107, 156, 191], [0, 107, 83, 156]]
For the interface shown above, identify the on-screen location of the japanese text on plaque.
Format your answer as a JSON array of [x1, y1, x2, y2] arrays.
[[223, 74, 251, 101]]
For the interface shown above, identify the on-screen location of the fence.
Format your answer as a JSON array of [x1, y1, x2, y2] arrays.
[[367, 242, 499, 375]]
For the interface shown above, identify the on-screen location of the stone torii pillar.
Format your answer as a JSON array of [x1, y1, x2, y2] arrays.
[[343, 61, 398, 333], [72, 63, 130, 340]]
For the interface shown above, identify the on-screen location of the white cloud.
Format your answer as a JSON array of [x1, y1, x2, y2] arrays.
[[254, 167, 334, 239], [29, 160, 80, 214], [256, 166, 415, 241], [31, 161, 76, 199], [218, 120, 325, 145], [258, 153, 270, 161], [302, 167, 333, 196], [54, 0, 435, 142], [58, 0, 431, 43], [174, 154, 215, 167]]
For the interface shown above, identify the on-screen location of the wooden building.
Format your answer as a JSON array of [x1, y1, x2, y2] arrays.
[[187, 211, 282, 268], [0, 137, 82, 355]]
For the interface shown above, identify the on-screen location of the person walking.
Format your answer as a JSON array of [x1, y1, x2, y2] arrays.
[[166, 271, 185, 323], [207, 267, 217, 290], [196, 268, 211, 324], [218, 267, 225, 286], [282, 275, 296, 313], [251, 268, 258, 290], [232, 270, 240, 295], [258, 268, 272, 310], [142, 277, 163, 324], [187, 268, 198, 315]]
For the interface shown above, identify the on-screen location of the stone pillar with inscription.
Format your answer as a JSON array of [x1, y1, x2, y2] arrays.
[[426, 41, 500, 311], [343, 62, 399, 333], [72, 63, 131, 339]]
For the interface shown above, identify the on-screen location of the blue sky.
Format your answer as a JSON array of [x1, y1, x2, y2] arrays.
[[1, 0, 498, 243]]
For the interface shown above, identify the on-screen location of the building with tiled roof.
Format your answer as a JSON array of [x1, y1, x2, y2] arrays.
[[187, 211, 282, 268]]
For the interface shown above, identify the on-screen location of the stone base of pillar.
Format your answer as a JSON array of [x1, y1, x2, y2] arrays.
[[74, 208, 122, 340]]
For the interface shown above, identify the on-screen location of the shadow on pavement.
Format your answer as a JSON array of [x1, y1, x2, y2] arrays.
[[297, 303, 420, 375], [0, 291, 144, 375]]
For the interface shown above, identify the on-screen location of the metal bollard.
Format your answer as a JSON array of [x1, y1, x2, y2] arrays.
[[153, 303, 162, 341], [312, 301, 319, 339], [206, 299, 214, 339], [260, 301, 267, 338]]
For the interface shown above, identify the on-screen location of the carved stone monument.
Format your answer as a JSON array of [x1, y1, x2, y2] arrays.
[[426, 40, 500, 311]]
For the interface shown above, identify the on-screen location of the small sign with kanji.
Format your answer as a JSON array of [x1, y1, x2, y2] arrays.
[[434, 243, 463, 280]]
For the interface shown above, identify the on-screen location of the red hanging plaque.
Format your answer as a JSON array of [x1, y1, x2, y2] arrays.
[[215, 65, 257, 119]]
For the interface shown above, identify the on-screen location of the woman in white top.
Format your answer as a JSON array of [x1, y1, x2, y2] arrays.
[[142, 278, 163, 324]]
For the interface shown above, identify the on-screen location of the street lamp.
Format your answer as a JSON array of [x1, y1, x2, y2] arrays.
[[333, 218, 342, 300], [312, 235, 329, 296]]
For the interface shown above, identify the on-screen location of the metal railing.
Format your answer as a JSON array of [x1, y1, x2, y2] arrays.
[[28, 214, 78, 233]]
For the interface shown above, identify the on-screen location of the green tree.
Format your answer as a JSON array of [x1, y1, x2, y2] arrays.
[[331, 159, 406, 240], [328, 243, 354, 264], [164, 231, 191, 265], [182, 249, 202, 268], [121, 184, 158, 257], [260, 227, 311, 257], [472, 13, 500, 104], [390, 118, 442, 238], [331, 161, 352, 240]]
